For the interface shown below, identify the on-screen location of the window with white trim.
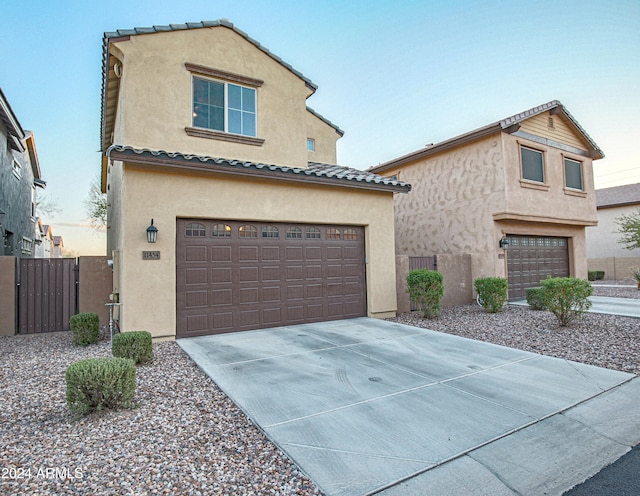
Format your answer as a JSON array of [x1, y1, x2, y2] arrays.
[[12, 159, 21, 179], [192, 76, 256, 137], [307, 138, 315, 152]]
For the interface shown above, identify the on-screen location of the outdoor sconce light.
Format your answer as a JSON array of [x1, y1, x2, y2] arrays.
[[146, 219, 158, 244], [499, 236, 510, 249]]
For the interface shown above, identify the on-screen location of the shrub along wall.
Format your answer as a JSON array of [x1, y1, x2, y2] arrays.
[[588, 257, 640, 280]]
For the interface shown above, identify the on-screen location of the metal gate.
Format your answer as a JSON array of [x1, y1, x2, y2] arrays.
[[18, 258, 78, 333]]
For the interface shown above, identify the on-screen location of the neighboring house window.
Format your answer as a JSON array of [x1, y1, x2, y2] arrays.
[[327, 228, 341, 240], [12, 159, 21, 179], [21, 237, 33, 256], [212, 224, 231, 237], [306, 227, 321, 239], [192, 76, 256, 137], [239, 225, 257, 238], [262, 226, 279, 238], [31, 187, 36, 219], [307, 139, 315, 152], [520, 146, 545, 183], [286, 226, 302, 239], [564, 158, 583, 190], [185, 223, 206, 237]]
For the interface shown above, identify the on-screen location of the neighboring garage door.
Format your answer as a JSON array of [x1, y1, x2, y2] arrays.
[[176, 219, 367, 337], [506, 235, 569, 300]]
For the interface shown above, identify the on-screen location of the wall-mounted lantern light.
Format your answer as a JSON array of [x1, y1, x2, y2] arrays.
[[146, 219, 158, 243], [499, 236, 510, 249]]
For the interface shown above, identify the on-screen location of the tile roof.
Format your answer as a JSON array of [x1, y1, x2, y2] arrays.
[[103, 20, 317, 91], [596, 183, 640, 208], [370, 100, 604, 174], [107, 145, 410, 193]]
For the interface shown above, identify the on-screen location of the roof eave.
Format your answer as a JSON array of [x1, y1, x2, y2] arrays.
[[107, 146, 409, 193], [0, 87, 26, 153]]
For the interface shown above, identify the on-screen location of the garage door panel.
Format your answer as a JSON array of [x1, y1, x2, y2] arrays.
[[177, 219, 366, 337], [211, 246, 232, 262], [212, 267, 232, 283], [186, 268, 208, 285], [186, 246, 208, 262], [238, 246, 259, 261]]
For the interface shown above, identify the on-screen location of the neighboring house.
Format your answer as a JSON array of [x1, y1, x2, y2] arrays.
[[52, 235, 64, 258], [33, 218, 53, 258], [370, 101, 603, 300], [0, 88, 46, 258], [586, 183, 640, 279], [100, 20, 409, 339]]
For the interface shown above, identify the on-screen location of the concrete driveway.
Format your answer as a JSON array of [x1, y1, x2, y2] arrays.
[[178, 318, 640, 496]]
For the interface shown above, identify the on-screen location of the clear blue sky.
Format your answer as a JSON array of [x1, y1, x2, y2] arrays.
[[1, 0, 638, 254]]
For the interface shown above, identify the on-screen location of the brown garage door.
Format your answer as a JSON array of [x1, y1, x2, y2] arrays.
[[506, 235, 569, 300], [176, 219, 367, 337]]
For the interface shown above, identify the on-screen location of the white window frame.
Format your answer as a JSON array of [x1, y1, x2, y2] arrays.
[[192, 75, 257, 137], [307, 138, 315, 152]]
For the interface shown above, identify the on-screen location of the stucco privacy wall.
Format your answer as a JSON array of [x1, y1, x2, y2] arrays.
[[385, 135, 507, 282], [116, 165, 398, 338], [588, 257, 640, 280], [110, 27, 320, 168]]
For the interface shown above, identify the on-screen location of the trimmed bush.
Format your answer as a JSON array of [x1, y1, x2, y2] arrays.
[[588, 271, 605, 281], [112, 331, 153, 364], [474, 277, 508, 313], [407, 269, 445, 319], [525, 287, 546, 311], [69, 313, 99, 346], [540, 277, 593, 327], [65, 357, 136, 416]]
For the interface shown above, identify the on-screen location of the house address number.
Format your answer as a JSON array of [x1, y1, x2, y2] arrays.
[[142, 251, 160, 260]]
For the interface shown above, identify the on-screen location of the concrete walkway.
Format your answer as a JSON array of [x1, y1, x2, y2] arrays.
[[511, 295, 640, 318], [178, 318, 640, 496]]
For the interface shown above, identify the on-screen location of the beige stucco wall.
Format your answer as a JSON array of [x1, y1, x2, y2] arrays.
[[384, 128, 595, 285], [501, 132, 597, 226], [109, 27, 337, 168], [384, 135, 507, 283], [114, 164, 398, 338], [587, 205, 640, 259], [306, 111, 339, 165]]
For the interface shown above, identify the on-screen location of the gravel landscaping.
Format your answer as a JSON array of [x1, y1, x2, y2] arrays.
[[1, 286, 638, 495]]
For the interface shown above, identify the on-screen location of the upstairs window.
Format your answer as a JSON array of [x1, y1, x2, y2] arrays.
[[564, 158, 583, 190], [193, 76, 256, 137], [520, 146, 545, 183], [307, 138, 315, 152], [12, 160, 21, 179]]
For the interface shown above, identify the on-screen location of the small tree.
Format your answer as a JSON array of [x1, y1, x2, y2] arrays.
[[407, 269, 444, 319], [615, 208, 640, 251], [84, 175, 107, 232], [541, 277, 592, 327]]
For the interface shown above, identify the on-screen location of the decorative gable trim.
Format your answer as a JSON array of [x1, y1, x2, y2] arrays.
[[185, 63, 264, 87]]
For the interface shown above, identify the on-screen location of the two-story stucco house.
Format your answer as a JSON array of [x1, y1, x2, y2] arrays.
[[370, 101, 603, 301], [100, 20, 409, 339], [0, 88, 46, 258]]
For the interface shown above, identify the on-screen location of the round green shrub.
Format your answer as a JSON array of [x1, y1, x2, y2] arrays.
[[65, 357, 136, 416], [474, 277, 508, 313], [407, 269, 445, 319], [69, 312, 99, 346], [112, 331, 153, 364]]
